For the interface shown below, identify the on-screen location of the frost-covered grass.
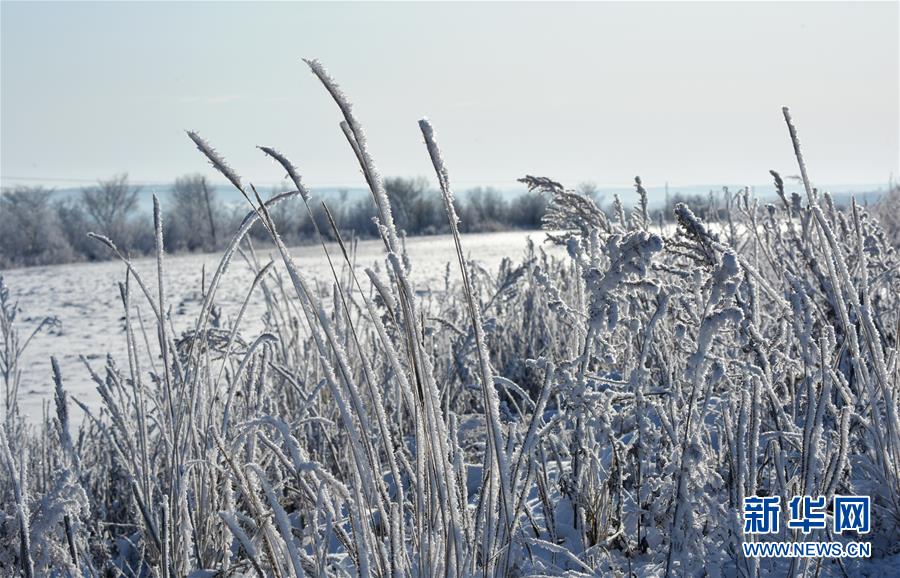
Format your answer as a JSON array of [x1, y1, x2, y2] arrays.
[[1, 61, 899, 577], [2, 228, 552, 420]]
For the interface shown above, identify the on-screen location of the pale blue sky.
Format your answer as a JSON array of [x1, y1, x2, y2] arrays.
[[2, 1, 897, 191]]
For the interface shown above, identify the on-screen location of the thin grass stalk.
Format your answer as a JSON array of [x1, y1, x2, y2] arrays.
[[419, 117, 514, 575], [303, 59, 400, 253]]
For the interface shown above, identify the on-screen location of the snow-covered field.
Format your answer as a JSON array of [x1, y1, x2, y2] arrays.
[[3, 230, 557, 420]]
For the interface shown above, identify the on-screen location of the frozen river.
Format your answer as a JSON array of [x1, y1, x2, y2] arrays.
[[2, 230, 556, 420]]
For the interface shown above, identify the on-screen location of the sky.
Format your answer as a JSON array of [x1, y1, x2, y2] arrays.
[[1, 1, 898, 192]]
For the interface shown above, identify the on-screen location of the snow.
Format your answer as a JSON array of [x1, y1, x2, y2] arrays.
[[2, 230, 559, 420]]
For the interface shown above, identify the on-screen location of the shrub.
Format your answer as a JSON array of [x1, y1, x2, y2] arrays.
[[0, 187, 76, 267]]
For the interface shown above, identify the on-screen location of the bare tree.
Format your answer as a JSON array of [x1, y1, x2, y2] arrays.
[[460, 187, 507, 232], [384, 176, 436, 233], [169, 174, 220, 251], [80, 174, 141, 248], [0, 186, 74, 266], [576, 181, 605, 207]]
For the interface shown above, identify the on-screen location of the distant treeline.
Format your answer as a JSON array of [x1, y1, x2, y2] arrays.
[[9, 173, 886, 269], [0, 174, 550, 268]]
